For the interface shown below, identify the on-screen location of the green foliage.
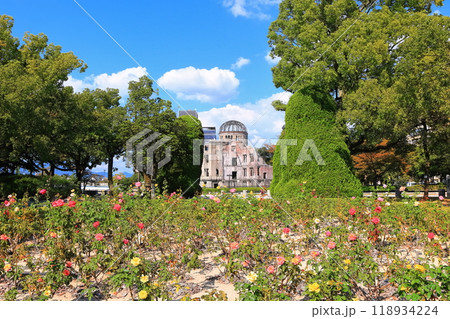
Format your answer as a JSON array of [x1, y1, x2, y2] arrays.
[[272, 90, 362, 198], [0, 175, 77, 199], [156, 115, 204, 198], [268, 2, 449, 185]]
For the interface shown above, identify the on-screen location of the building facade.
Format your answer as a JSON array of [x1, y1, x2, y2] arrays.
[[200, 120, 273, 188]]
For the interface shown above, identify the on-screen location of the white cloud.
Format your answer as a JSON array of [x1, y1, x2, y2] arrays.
[[198, 91, 291, 144], [433, 10, 441, 15], [65, 66, 147, 98], [157, 66, 239, 103], [223, 0, 280, 19], [265, 50, 280, 65], [231, 57, 251, 70]]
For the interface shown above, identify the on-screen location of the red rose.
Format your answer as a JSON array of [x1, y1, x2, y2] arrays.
[[68, 200, 76, 208], [282, 227, 290, 234], [371, 217, 380, 225], [349, 208, 356, 216], [39, 189, 47, 195], [113, 204, 121, 212], [137, 223, 144, 230], [93, 221, 100, 228], [374, 206, 382, 213], [95, 233, 104, 241], [62, 269, 70, 276], [123, 239, 129, 244], [65, 261, 72, 268], [428, 232, 435, 240]]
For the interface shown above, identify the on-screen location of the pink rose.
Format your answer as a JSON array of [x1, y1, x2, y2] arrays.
[[325, 231, 332, 237], [230, 242, 239, 250], [4, 200, 10, 207], [439, 196, 444, 201], [93, 221, 100, 228], [113, 204, 121, 212], [135, 182, 142, 187], [39, 189, 47, 195], [327, 241, 336, 249], [241, 260, 250, 268], [282, 227, 290, 234], [348, 233, 357, 241], [123, 239, 129, 244], [371, 217, 380, 225], [230, 188, 236, 193], [0, 234, 9, 241], [428, 232, 435, 240], [95, 233, 104, 241], [266, 265, 275, 274], [276, 256, 285, 266]]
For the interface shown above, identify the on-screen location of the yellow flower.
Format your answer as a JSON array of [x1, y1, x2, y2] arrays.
[[406, 264, 412, 269], [308, 282, 320, 293], [400, 285, 408, 291], [131, 257, 141, 266], [352, 298, 359, 301], [343, 259, 351, 265], [326, 280, 334, 286], [138, 290, 148, 300], [344, 266, 348, 270], [153, 282, 160, 287], [3, 263, 12, 272], [140, 275, 149, 283], [43, 289, 51, 297], [71, 189, 75, 193], [414, 264, 426, 273], [245, 271, 258, 283]]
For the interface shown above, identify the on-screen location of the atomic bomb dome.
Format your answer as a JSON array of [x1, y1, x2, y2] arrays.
[[219, 120, 248, 141], [201, 120, 272, 189]]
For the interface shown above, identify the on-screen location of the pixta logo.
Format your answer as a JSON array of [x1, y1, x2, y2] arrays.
[[126, 129, 171, 175]]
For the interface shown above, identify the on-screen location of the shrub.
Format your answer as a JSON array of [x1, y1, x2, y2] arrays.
[[271, 89, 362, 199]]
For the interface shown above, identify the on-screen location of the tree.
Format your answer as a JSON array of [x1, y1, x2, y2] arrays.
[[0, 15, 86, 176], [352, 139, 409, 185], [268, 2, 449, 195], [125, 76, 176, 193], [57, 89, 107, 185], [257, 143, 276, 165], [90, 88, 129, 191], [156, 115, 204, 197], [271, 89, 362, 198]]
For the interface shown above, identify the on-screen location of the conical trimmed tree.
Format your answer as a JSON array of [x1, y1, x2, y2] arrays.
[[271, 89, 362, 198]]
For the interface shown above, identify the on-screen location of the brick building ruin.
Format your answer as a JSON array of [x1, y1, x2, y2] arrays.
[[200, 120, 273, 188]]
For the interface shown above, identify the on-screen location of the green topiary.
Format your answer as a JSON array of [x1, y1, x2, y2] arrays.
[[271, 89, 362, 198]]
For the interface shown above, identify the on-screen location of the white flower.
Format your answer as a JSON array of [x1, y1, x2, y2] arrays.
[[314, 218, 320, 224]]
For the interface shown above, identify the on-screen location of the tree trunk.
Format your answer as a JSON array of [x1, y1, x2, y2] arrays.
[[107, 154, 114, 194], [422, 120, 430, 200]]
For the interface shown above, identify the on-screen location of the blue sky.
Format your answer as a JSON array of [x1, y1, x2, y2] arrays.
[[2, 1, 448, 174]]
